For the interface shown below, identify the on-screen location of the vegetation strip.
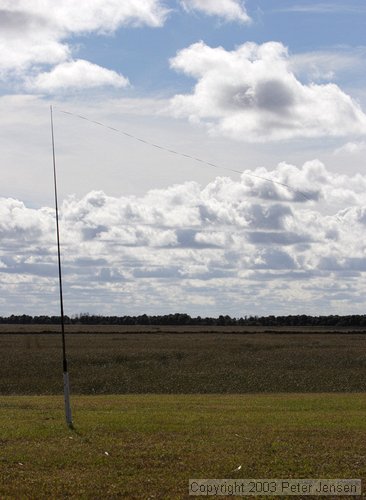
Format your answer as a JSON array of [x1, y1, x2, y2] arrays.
[[0, 394, 365, 498]]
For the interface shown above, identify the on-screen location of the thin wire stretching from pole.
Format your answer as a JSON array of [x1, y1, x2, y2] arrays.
[[57, 108, 311, 202], [50, 105, 73, 429]]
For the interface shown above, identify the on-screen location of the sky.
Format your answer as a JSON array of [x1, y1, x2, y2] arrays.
[[1, 0, 366, 317]]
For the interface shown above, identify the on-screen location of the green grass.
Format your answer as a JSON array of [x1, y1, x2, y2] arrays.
[[0, 394, 366, 498]]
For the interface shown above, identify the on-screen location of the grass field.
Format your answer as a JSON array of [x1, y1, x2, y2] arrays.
[[1, 326, 365, 498], [0, 394, 365, 499], [0, 326, 365, 394]]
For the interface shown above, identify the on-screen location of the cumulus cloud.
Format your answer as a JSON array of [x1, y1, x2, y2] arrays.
[[170, 41, 366, 141], [0, 8, 68, 76], [2, 160, 366, 315], [0, 198, 53, 241], [27, 59, 129, 92], [0, 0, 169, 88], [180, 0, 251, 23]]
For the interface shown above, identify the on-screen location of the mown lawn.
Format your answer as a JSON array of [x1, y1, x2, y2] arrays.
[[0, 394, 365, 499]]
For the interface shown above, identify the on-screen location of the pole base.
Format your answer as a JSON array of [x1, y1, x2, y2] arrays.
[[63, 371, 73, 427]]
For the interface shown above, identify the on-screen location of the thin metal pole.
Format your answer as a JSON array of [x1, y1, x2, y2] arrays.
[[50, 105, 73, 428]]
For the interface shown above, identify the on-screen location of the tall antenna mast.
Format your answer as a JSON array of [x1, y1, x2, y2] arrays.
[[50, 105, 73, 428]]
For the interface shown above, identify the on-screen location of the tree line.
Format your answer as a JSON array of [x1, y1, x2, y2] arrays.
[[1, 313, 366, 327]]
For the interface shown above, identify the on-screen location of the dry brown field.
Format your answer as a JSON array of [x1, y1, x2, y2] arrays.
[[1, 324, 365, 394]]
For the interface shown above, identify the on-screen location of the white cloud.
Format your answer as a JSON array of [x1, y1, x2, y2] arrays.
[[276, 4, 366, 14], [0, 39, 69, 79], [334, 141, 366, 155], [48, 0, 169, 31], [0, 0, 169, 38], [27, 59, 129, 92], [0, 0, 169, 88], [180, 0, 251, 23], [2, 160, 366, 315], [0, 198, 53, 240], [290, 49, 366, 83], [170, 41, 366, 141]]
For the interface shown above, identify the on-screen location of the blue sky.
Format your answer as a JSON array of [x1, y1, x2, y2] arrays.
[[1, 0, 366, 317]]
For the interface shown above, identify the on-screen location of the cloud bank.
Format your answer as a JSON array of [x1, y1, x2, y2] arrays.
[[2, 160, 366, 316], [170, 41, 366, 141]]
